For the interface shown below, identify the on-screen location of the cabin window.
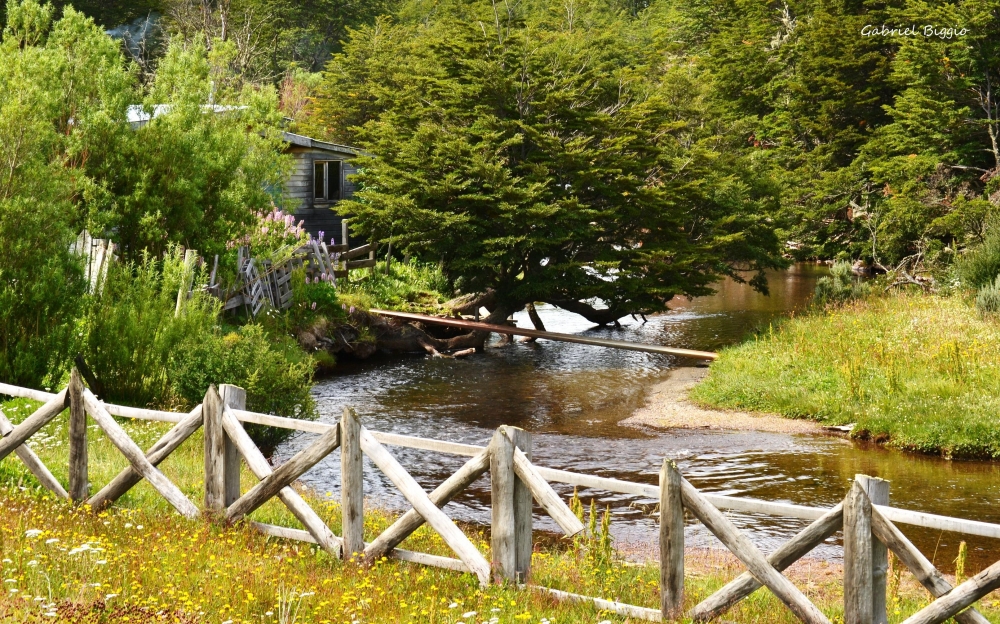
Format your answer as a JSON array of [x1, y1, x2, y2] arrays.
[[313, 160, 342, 202]]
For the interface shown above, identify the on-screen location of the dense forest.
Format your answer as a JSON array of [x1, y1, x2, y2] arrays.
[[2, 0, 999, 390]]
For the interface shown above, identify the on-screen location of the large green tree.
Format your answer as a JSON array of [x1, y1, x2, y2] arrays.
[[312, 1, 786, 324]]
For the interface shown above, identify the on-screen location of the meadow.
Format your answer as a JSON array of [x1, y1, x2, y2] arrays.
[[691, 292, 1000, 459], [1, 395, 996, 622]]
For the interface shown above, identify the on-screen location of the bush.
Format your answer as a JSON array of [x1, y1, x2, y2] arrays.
[[81, 248, 219, 408], [340, 260, 449, 312], [976, 275, 1000, 315], [956, 221, 1000, 290], [168, 324, 316, 452], [813, 260, 870, 305]]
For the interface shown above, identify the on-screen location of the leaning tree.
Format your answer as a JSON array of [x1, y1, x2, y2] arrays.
[[314, 3, 786, 345]]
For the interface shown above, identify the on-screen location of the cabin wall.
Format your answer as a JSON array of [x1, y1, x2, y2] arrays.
[[283, 146, 359, 245]]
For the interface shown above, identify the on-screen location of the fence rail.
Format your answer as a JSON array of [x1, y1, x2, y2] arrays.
[[2, 375, 1000, 623]]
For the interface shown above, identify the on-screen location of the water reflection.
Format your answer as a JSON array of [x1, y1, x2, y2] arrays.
[[278, 264, 1000, 570]]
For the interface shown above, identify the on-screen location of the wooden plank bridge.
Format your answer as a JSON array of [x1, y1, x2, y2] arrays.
[[372, 309, 720, 360], [3, 374, 1000, 623]]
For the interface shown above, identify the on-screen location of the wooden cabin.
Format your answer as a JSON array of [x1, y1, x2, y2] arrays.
[[280, 132, 361, 246]]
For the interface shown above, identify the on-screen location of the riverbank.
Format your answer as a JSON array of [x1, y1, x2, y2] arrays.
[[689, 292, 1000, 459], [622, 367, 827, 434]]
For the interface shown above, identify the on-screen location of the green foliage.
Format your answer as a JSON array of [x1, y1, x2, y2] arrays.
[[315, 3, 786, 321], [814, 261, 870, 306], [81, 248, 220, 407], [957, 221, 1000, 290], [691, 293, 1000, 459], [163, 0, 396, 80], [83, 38, 290, 260], [339, 260, 448, 313], [168, 324, 316, 450], [976, 275, 1000, 315]]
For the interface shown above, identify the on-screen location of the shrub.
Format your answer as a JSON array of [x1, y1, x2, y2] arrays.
[[340, 260, 449, 312], [168, 324, 316, 452], [814, 260, 870, 305], [976, 275, 1000, 315], [80, 248, 220, 408], [957, 223, 1000, 290]]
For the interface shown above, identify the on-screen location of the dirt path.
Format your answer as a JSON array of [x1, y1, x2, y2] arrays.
[[621, 366, 827, 435]]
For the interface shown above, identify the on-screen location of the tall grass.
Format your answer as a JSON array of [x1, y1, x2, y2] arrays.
[[691, 292, 1000, 459]]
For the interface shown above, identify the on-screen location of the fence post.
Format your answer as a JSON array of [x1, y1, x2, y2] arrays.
[[857, 475, 890, 624], [844, 478, 874, 624], [68, 368, 88, 503], [203, 385, 225, 513], [341, 407, 364, 560], [660, 459, 684, 620], [219, 384, 246, 507], [490, 425, 532, 583]]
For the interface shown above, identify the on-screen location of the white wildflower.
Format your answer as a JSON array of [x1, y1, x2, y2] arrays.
[[24, 529, 42, 538]]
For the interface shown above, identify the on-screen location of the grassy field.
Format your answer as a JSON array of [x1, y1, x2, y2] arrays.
[[1, 395, 997, 622], [690, 292, 1000, 459]]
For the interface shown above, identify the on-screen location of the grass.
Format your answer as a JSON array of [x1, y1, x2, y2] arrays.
[[690, 292, 1000, 459], [3, 395, 1000, 622], [337, 260, 449, 314]]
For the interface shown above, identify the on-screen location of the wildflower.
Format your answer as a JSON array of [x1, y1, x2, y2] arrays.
[[462, 612, 477, 618], [25, 529, 42, 538], [311, 302, 317, 310], [44, 538, 58, 544], [105, 594, 118, 600], [26, 560, 38, 567]]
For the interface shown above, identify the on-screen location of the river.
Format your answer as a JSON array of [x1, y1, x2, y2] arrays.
[[277, 264, 1000, 571]]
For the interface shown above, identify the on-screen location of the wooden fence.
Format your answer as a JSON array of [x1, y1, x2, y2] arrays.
[[3, 374, 1000, 624]]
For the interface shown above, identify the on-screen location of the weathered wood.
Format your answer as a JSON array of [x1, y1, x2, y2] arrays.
[[371, 431, 483, 457], [342, 243, 373, 260], [360, 426, 492, 586], [83, 390, 199, 519], [845, 480, 874, 624], [88, 406, 204, 510], [679, 478, 831, 624], [346, 258, 377, 270], [512, 426, 536, 583], [0, 412, 68, 499], [492, 426, 517, 582], [341, 407, 365, 560], [365, 448, 491, 561], [857, 475, 889, 624], [901, 559, 1000, 624], [203, 385, 226, 513], [218, 384, 245, 507], [227, 425, 340, 521], [250, 522, 469, 572], [0, 388, 68, 462], [871, 507, 989, 624], [660, 459, 684, 620], [690, 503, 844, 621], [68, 369, 88, 502], [220, 405, 341, 558], [372, 309, 719, 360], [533, 586, 662, 622], [512, 447, 584, 537]]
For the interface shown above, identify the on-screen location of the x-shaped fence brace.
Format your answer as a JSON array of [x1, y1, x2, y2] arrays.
[[4, 372, 1000, 623], [662, 459, 998, 624]]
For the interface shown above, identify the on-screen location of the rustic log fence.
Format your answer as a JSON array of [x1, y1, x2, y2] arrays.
[[3, 374, 1000, 623]]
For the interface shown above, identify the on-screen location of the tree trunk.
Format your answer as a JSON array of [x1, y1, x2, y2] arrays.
[[546, 298, 625, 326]]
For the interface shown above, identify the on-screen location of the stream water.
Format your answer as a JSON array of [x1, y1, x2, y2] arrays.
[[277, 264, 1000, 571]]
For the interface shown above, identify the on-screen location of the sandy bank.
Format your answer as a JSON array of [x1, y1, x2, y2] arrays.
[[622, 366, 827, 435]]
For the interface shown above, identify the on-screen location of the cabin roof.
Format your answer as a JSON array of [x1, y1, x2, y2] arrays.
[[280, 132, 363, 157], [125, 105, 363, 156]]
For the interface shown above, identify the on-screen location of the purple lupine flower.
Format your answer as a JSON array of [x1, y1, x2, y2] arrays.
[[349, 306, 356, 314], [311, 302, 317, 310], [318, 230, 325, 242]]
